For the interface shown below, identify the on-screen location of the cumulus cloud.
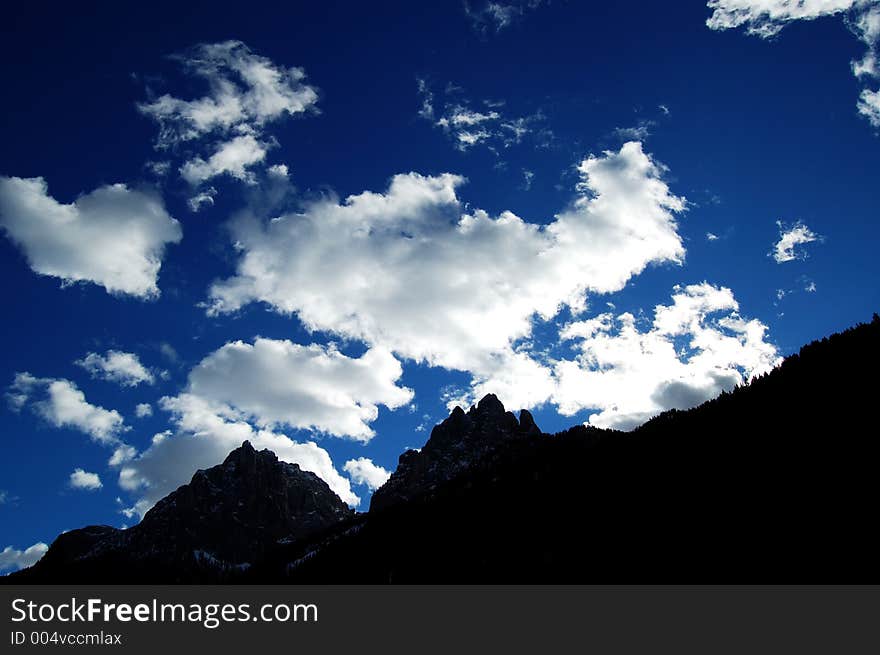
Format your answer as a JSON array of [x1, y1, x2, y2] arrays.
[[707, 0, 880, 128], [772, 220, 821, 262], [0, 542, 48, 573], [135, 403, 153, 418], [417, 80, 549, 153], [551, 283, 781, 429], [267, 164, 290, 178], [208, 142, 686, 405], [139, 40, 318, 189], [343, 457, 392, 491], [76, 350, 156, 387], [8, 373, 128, 445], [447, 349, 557, 413], [109, 444, 138, 467], [0, 177, 182, 298], [177, 338, 414, 441], [69, 469, 103, 490]]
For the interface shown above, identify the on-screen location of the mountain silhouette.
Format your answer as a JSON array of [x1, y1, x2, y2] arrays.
[[10, 441, 352, 582], [8, 314, 880, 583], [371, 393, 541, 512]]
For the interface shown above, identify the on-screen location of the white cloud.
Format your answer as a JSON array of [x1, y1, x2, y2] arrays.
[[108, 444, 138, 467], [706, 0, 863, 37], [177, 338, 414, 442], [0, 542, 48, 573], [135, 403, 153, 418], [343, 457, 391, 491], [772, 220, 821, 262], [707, 232, 720, 241], [852, 7, 880, 77], [76, 350, 156, 387], [448, 349, 557, 413], [0, 177, 182, 298], [8, 373, 128, 445], [857, 87, 880, 125], [267, 163, 290, 178], [417, 81, 548, 153], [180, 134, 269, 185], [707, 1, 880, 128], [208, 142, 686, 405], [139, 41, 318, 189], [69, 468, 103, 490], [139, 40, 318, 146], [552, 283, 781, 430]]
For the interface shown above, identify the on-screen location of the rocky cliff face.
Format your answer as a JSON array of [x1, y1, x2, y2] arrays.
[[15, 441, 354, 582], [370, 393, 541, 512]]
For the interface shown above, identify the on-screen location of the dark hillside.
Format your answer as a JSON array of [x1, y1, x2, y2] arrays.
[[257, 315, 880, 583]]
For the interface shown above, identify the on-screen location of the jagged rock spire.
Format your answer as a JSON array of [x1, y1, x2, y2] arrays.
[[370, 394, 542, 512]]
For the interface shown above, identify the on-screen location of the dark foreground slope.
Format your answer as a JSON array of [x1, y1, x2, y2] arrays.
[[11, 441, 353, 583], [9, 315, 880, 583], [251, 315, 880, 583]]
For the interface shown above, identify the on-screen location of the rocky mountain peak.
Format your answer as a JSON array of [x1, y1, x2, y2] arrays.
[[476, 392, 505, 414], [209, 439, 291, 483], [370, 394, 542, 512], [17, 440, 354, 582], [222, 438, 258, 464], [139, 440, 354, 560]]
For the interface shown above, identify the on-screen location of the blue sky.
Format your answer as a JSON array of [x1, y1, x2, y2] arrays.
[[1, 0, 879, 570]]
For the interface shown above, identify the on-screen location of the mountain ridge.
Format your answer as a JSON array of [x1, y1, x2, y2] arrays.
[[8, 314, 880, 583], [12, 440, 353, 582]]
